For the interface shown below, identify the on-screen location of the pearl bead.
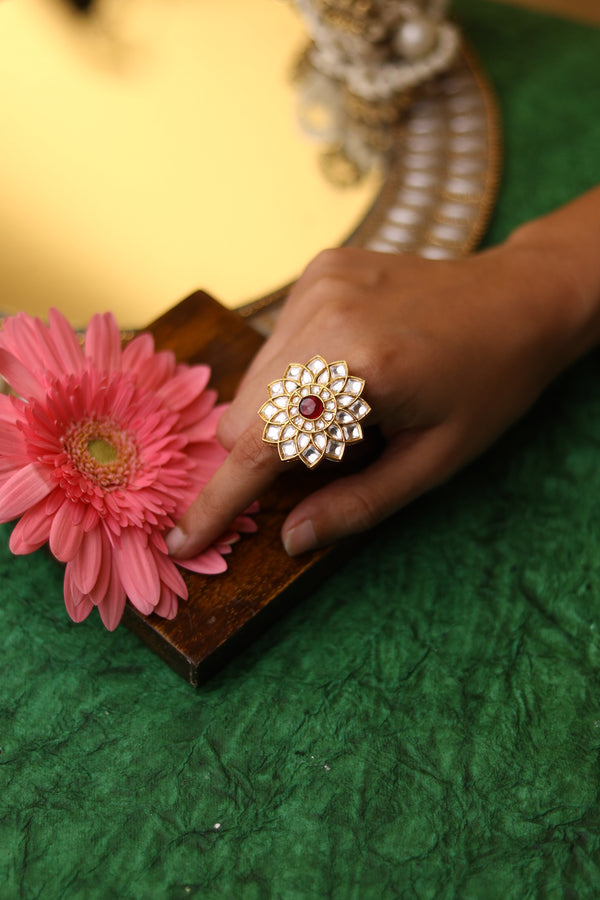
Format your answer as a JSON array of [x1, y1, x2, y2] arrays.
[[396, 18, 437, 60]]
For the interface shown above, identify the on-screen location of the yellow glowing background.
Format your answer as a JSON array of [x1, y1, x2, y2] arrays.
[[0, 0, 381, 328]]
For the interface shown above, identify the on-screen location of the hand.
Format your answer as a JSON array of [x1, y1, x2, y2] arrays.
[[166, 211, 599, 560]]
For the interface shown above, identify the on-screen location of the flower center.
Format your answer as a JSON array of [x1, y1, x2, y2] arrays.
[[87, 439, 117, 464], [63, 418, 138, 490], [299, 395, 324, 420]]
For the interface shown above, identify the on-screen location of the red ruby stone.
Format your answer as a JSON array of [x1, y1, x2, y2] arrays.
[[299, 394, 324, 420]]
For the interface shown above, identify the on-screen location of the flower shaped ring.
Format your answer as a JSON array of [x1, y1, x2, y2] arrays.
[[259, 355, 371, 468]]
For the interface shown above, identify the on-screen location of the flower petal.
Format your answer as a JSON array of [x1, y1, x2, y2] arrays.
[[134, 350, 176, 391], [151, 546, 188, 599], [182, 404, 223, 443], [176, 390, 219, 430], [233, 515, 259, 534], [49, 500, 85, 562], [9, 500, 53, 554], [97, 563, 127, 631], [48, 308, 84, 373], [88, 531, 113, 606], [0, 463, 54, 523], [45, 490, 64, 517], [0, 425, 28, 463], [0, 392, 17, 423], [214, 541, 234, 556], [113, 528, 160, 615], [157, 365, 211, 411], [153, 585, 179, 620], [85, 312, 122, 372], [70, 527, 103, 595], [30, 315, 68, 378], [82, 504, 100, 533], [1, 313, 71, 383], [179, 547, 228, 575], [0, 314, 37, 367], [64, 566, 94, 623], [121, 331, 155, 374], [0, 348, 46, 402]]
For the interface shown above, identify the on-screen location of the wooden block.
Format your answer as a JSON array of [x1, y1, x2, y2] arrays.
[[121, 291, 342, 686]]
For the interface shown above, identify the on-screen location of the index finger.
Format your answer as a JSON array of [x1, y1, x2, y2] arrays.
[[165, 425, 282, 560]]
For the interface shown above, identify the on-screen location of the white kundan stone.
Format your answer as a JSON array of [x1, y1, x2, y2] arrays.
[[269, 381, 285, 397], [325, 440, 344, 460], [343, 423, 363, 442], [345, 377, 364, 396], [302, 445, 322, 466], [350, 399, 369, 418], [280, 440, 297, 459], [330, 363, 348, 379], [261, 402, 277, 419], [265, 424, 282, 441]]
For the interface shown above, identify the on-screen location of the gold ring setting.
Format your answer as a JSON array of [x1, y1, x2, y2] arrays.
[[259, 355, 370, 468]]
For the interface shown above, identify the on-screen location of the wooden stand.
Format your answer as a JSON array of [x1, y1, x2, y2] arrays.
[[121, 292, 339, 686]]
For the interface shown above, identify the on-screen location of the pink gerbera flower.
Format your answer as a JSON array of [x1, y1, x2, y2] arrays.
[[0, 309, 256, 630]]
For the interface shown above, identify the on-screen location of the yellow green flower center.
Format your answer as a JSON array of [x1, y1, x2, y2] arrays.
[[87, 439, 117, 464]]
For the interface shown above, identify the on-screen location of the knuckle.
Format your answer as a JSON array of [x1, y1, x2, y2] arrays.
[[362, 259, 389, 291], [375, 340, 399, 376], [294, 249, 392, 318], [306, 247, 346, 275]]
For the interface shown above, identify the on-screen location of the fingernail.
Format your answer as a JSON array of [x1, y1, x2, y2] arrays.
[[166, 525, 188, 558], [283, 519, 317, 556]]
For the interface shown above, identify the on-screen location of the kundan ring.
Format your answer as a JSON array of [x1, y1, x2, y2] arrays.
[[259, 355, 371, 468]]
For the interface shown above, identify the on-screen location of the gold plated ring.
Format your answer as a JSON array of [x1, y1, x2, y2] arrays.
[[259, 355, 370, 468]]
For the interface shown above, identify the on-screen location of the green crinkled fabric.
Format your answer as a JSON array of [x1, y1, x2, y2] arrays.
[[2, 2, 600, 898]]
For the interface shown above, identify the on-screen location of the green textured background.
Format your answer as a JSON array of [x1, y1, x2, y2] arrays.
[[2, 2, 600, 898]]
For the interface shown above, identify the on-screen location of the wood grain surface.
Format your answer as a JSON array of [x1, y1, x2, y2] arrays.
[[121, 291, 358, 686]]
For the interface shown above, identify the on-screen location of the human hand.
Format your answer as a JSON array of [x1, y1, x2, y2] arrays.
[[166, 228, 596, 560]]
